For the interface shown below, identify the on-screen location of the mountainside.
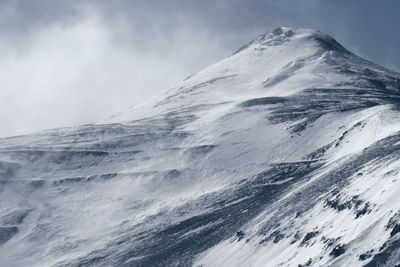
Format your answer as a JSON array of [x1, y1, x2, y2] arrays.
[[1, 27, 400, 266]]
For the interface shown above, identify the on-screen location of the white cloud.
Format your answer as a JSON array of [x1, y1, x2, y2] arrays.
[[0, 6, 229, 137]]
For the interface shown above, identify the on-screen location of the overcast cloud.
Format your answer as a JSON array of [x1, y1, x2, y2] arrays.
[[0, 0, 399, 137]]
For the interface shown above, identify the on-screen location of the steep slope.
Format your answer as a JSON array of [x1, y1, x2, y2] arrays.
[[0, 27, 400, 266]]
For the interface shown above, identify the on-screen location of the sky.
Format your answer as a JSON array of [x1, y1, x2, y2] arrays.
[[0, 0, 399, 137]]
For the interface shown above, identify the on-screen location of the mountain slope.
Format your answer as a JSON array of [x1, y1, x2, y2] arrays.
[[0, 27, 400, 266]]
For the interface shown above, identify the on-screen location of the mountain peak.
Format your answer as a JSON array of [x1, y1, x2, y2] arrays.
[[235, 27, 349, 55], [112, 27, 397, 122]]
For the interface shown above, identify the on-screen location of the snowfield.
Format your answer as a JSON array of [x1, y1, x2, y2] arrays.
[[0, 27, 400, 266]]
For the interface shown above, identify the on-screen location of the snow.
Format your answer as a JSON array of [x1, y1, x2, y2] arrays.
[[0, 27, 400, 266]]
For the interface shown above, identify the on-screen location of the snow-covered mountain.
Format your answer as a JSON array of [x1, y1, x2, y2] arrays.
[[1, 27, 400, 266]]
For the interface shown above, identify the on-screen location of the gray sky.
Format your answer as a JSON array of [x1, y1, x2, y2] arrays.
[[0, 0, 399, 137]]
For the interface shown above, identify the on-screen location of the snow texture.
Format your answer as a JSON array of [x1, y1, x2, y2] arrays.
[[1, 27, 400, 266]]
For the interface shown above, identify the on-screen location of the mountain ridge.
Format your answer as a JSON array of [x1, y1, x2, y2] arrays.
[[110, 27, 400, 125], [0, 27, 400, 266]]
